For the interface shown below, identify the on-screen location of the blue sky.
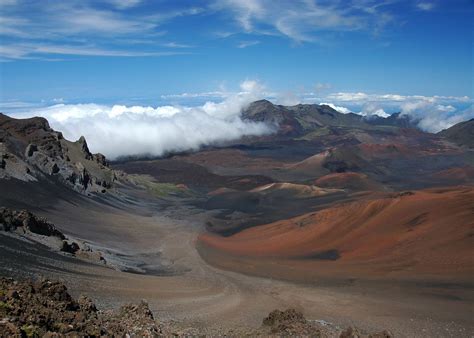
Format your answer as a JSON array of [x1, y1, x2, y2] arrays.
[[0, 0, 472, 110], [1, 0, 472, 157]]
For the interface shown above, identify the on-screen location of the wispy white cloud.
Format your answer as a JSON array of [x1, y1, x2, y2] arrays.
[[161, 91, 229, 99], [0, 43, 189, 59], [325, 92, 470, 104], [106, 0, 143, 9], [416, 2, 436, 11], [237, 40, 260, 48], [0, 0, 18, 6], [214, 0, 395, 42], [0, 2, 199, 60], [161, 42, 193, 48]]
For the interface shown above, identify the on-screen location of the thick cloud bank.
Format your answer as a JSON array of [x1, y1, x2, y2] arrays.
[[15, 81, 274, 159]]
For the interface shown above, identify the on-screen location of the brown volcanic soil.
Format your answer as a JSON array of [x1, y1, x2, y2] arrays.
[[198, 186, 474, 281], [113, 157, 273, 192], [314, 172, 383, 191], [1, 179, 473, 336]]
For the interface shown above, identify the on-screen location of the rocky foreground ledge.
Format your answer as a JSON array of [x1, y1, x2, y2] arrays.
[[0, 278, 393, 337]]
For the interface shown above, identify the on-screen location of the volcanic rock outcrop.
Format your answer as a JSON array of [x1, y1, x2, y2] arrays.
[[0, 278, 160, 336], [0, 207, 65, 239], [0, 113, 115, 193], [0, 207, 104, 261]]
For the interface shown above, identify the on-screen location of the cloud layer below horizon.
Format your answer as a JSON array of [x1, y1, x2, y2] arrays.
[[13, 81, 274, 159], [7, 80, 473, 159]]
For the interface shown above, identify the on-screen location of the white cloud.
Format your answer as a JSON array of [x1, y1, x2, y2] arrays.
[[0, 2, 200, 60], [0, 0, 18, 6], [320, 91, 473, 132], [239, 79, 265, 93], [13, 81, 274, 159], [0, 43, 189, 59], [106, 0, 142, 9], [326, 92, 369, 102], [320, 102, 352, 114], [237, 40, 260, 48], [160, 91, 228, 100], [416, 2, 435, 11], [215, 0, 393, 42], [361, 102, 390, 118], [400, 100, 472, 132], [161, 42, 193, 48]]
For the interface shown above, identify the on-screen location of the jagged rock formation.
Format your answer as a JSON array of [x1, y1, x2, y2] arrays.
[[0, 207, 105, 261], [438, 118, 474, 148], [0, 207, 65, 239], [0, 113, 115, 193]]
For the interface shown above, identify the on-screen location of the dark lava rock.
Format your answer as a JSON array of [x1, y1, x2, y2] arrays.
[[262, 308, 319, 335], [0, 207, 65, 239], [61, 240, 80, 254], [50, 162, 60, 174], [25, 143, 38, 157]]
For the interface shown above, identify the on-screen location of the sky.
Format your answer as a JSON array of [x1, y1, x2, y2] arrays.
[[0, 0, 473, 157]]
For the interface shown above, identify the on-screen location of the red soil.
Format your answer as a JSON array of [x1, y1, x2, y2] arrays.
[[199, 186, 474, 280]]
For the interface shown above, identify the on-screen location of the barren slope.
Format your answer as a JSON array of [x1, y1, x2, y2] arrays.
[[199, 186, 474, 281]]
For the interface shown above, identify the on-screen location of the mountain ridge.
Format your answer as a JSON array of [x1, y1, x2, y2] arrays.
[[241, 99, 420, 137], [0, 112, 117, 193]]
